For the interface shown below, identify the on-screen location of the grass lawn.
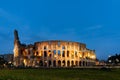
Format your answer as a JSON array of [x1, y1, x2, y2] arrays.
[[0, 68, 120, 80]]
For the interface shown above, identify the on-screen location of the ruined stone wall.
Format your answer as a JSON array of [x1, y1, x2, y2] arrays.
[[30, 40, 96, 67], [13, 29, 96, 67], [14, 40, 96, 67]]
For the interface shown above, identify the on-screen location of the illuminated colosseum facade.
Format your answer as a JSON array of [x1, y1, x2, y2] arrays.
[[13, 30, 96, 67]]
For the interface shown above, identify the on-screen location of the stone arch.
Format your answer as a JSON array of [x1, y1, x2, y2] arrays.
[[48, 50, 52, 57], [48, 60, 51, 67], [75, 61, 78, 66], [62, 60, 65, 67], [44, 46, 47, 50], [79, 61, 81, 66], [67, 61, 70, 67], [53, 60, 56, 67], [62, 51, 65, 57], [39, 60, 43, 66], [71, 61, 74, 67], [44, 51, 47, 57], [44, 60, 47, 67], [86, 62, 87, 66], [58, 50, 61, 56], [58, 60, 61, 67], [83, 61, 85, 66], [67, 51, 69, 57], [62, 46, 65, 49]]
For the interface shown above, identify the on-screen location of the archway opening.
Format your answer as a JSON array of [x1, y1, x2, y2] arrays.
[[44, 60, 47, 67], [39, 60, 43, 66], [75, 61, 78, 66], [62, 60, 65, 67], [44, 51, 47, 57], [79, 61, 81, 66], [83, 61, 85, 66], [71, 61, 74, 67], [53, 60, 56, 67], [58, 60, 61, 67], [67, 61, 70, 67], [48, 60, 51, 67]]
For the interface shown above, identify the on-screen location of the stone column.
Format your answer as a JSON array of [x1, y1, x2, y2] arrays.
[[42, 47, 44, 67], [47, 51, 49, 67], [81, 61, 83, 66], [65, 60, 67, 67], [69, 50, 71, 67], [60, 45, 62, 67], [51, 49, 53, 67]]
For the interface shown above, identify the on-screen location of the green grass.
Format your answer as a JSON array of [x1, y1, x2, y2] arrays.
[[0, 68, 120, 80]]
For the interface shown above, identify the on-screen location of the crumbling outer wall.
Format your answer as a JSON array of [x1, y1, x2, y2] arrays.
[[14, 40, 96, 67], [33, 40, 96, 67]]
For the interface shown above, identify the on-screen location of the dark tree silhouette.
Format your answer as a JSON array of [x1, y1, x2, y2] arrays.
[[107, 54, 120, 64], [0, 57, 7, 68]]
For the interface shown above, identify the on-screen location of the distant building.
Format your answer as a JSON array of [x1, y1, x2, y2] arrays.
[[0, 54, 13, 63], [3, 54, 13, 63], [13, 30, 96, 67]]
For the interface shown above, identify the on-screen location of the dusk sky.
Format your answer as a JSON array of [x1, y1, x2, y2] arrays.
[[0, 0, 120, 60]]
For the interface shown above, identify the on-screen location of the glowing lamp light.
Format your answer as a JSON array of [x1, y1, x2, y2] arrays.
[[39, 53, 42, 56], [23, 59, 27, 66], [79, 55, 82, 57], [91, 55, 95, 59], [45, 60, 47, 63], [54, 55, 57, 58], [109, 60, 111, 63]]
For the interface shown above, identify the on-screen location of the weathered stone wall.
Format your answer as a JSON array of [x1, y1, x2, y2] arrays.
[[13, 30, 96, 67], [20, 40, 96, 67]]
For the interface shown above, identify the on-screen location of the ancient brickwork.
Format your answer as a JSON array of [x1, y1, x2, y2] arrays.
[[13, 30, 96, 67]]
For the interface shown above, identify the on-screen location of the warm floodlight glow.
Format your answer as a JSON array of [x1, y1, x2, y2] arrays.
[[54, 55, 57, 58], [91, 55, 96, 59], [23, 59, 27, 66], [13, 30, 96, 67]]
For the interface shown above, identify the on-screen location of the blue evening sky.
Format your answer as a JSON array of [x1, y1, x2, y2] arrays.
[[0, 0, 120, 60]]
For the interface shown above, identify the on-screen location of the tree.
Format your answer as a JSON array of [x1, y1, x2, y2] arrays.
[[0, 57, 7, 68]]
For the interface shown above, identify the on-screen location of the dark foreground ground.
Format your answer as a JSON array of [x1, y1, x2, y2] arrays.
[[0, 68, 120, 80]]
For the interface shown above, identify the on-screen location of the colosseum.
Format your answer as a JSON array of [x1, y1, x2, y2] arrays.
[[13, 30, 96, 67]]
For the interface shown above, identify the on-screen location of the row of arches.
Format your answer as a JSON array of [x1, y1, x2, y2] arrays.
[[38, 60, 95, 67], [39, 50, 79, 58]]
